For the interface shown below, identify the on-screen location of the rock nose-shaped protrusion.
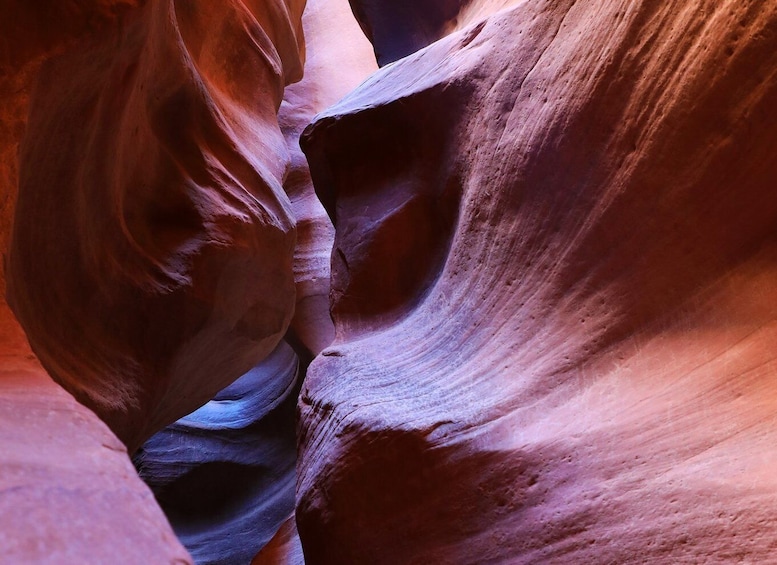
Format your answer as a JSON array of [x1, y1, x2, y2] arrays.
[[298, 1, 777, 562]]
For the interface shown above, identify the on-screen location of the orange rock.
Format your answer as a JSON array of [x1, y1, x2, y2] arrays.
[[7, 0, 305, 451], [280, 0, 377, 357]]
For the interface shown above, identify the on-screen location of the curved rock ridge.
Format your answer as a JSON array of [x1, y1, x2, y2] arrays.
[[252, 515, 305, 565], [281, 0, 378, 357], [299, 1, 777, 563], [7, 0, 306, 451], [133, 4, 376, 562], [136, 340, 299, 565], [0, 0, 145, 298], [0, 2, 190, 562]]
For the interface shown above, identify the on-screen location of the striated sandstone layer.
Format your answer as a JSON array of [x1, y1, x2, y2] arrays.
[[135, 2, 375, 562], [0, 2, 190, 562], [299, 1, 777, 563], [252, 515, 305, 565], [7, 0, 306, 451]]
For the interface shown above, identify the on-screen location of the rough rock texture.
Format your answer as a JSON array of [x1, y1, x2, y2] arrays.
[[281, 0, 377, 357], [299, 1, 777, 563], [6, 0, 306, 451], [136, 341, 299, 565]]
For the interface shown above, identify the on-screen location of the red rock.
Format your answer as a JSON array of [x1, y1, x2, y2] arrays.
[[0, 4, 190, 560], [0, 345, 192, 563], [6, 0, 306, 451], [129, 3, 375, 563], [298, 1, 777, 562], [252, 515, 305, 565], [281, 0, 377, 357]]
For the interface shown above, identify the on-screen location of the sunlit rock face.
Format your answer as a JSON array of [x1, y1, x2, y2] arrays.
[[135, 341, 299, 565], [6, 0, 306, 452], [298, 1, 777, 563], [0, 361, 192, 564]]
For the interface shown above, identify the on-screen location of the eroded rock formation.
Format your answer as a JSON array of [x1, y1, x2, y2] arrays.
[[134, 1, 375, 561], [6, 0, 306, 452], [298, 1, 777, 562], [0, 348, 192, 564], [5, 0, 777, 562], [0, 2, 190, 562], [281, 0, 377, 357]]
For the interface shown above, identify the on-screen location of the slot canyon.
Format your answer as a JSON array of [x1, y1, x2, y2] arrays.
[[1, 0, 777, 563]]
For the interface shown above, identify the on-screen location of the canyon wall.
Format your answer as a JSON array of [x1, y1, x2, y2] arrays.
[[0, 1, 190, 562], [132, 0, 375, 562], [4, 0, 777, 563], [298, 0, 777, 562], [6, 0, 305, 452]]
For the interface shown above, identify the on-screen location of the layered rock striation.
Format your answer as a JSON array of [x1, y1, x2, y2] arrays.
[[7, 0, 306, 451], [298, 1, 777, 562]]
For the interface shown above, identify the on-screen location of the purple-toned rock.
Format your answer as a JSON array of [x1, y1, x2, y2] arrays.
[[298, 1, 777, 563]]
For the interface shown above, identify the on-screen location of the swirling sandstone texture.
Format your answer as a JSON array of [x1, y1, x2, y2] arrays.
[[6, 0, 305, 452], [281, 0, 377, 357], [0, 349, 192, 564], [134, 2, 376, 562], [299, 1, 777, 563], [0, 3, 190, 561]]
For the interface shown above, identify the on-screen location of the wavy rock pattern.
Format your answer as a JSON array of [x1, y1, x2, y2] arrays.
[[135, 3, 375, 562], [7, 0, 305, 451], [0, 3, 189, 562], [299, 1, 777, 562], [136, 341, 299, 565], [281, 0, 377, 357]]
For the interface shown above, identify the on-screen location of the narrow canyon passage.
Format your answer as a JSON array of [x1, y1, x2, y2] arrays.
[[2, 0, 777, 564]]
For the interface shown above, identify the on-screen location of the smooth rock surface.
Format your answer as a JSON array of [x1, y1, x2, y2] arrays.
[[281, 0, 377, 357], [136, 341, 300, 565], [0, 3, 190, 562], [299, 1, 777, 563], [136, 4, 376, 562], [0, 351, 192, 564], [251, 515, 305, 565], [7, 0, 305, 451]]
